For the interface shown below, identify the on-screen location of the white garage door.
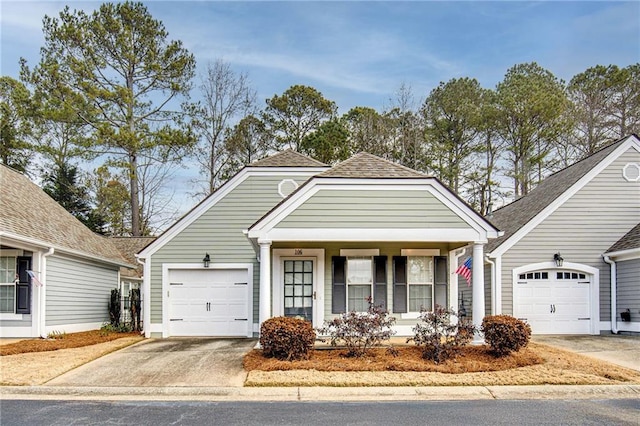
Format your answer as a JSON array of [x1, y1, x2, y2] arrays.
[[514, 270, 591, 334], [168, 268, 250, 337]]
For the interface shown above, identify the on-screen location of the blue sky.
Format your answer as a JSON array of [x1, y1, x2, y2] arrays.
[[1, 1, 639, 223], [2, 1, 639, 114]]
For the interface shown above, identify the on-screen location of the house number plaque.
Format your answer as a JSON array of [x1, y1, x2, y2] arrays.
[[294, 249, 303, 256]]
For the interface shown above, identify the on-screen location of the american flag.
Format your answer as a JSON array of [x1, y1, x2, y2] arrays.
[[455, 257, 472, 286], [27, 270, 43, 287]]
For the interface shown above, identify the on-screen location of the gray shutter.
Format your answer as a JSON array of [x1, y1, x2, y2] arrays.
[[332, 256, 347, 314], [16, 257, 31, 314], [434, 256, 448, 309], [373, 256, 387, 309], [393, 256, 407, 313]]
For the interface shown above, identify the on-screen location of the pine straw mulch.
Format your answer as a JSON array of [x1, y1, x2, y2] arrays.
[[243, 342, 640, 387], [0, 330, 142, 356]]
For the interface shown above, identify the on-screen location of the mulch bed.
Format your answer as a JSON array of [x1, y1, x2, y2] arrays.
[[244, 345, 544, 374], [0, 330, 141, 356]]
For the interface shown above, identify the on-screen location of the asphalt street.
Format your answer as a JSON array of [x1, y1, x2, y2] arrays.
[[1, 399, 639, 426]]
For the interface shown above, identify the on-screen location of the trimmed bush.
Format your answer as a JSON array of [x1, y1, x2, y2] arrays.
[[317, 299, 396, 357], [260, 316, 315, 361], [482, 315, 531, 357], [407, 305, 475, 364]]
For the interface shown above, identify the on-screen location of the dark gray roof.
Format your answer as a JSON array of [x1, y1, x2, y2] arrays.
[[486, 137, 627, 253], [0, 165, 130, 266], [111, 236, 157, 278], [318, 152, 426, 178], [606, 223, 640, 253], [248, 149, 328, 168]]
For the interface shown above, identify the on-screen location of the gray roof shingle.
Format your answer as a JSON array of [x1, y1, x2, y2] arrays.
[[606, 223, 640, 253], [111, 236, 157, 277], [486, 138, 627, 253], [0, 165, 130, 266], [248, 149, 328, 168], [318, 152, 427, 178]]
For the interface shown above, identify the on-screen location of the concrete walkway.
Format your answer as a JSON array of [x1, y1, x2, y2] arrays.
[[532, 334, 640, 371]]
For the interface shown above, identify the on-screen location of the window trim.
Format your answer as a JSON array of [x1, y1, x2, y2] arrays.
[[405, 255, 435, 314], [346, 256, 374, 312], [0, 255, 17, 315]]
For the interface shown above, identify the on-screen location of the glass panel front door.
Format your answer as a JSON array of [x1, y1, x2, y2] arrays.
[[283, 259, 313, 322]]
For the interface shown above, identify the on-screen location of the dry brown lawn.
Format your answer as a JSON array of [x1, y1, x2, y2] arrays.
[[244, 343, 640, 387]]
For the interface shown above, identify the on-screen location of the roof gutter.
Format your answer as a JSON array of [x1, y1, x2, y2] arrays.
[[0, 231, 133, 269], [602, 255, 618, 334]]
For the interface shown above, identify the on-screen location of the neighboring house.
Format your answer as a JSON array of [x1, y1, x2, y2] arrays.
[[485, 134, 640, 335], [0, 165, 133, 338], [138, 150, 501, 339]]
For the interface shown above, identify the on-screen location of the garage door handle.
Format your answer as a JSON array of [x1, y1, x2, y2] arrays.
[[170, 319, 183, 321], [234, 318, 247, 321], [578, 317, 590, 320], [234, 282, 248, 286]]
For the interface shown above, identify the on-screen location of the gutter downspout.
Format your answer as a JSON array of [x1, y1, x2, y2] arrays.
[[40, 247, 55, 338], [603, 255, 618, 334], [485, 255, 496, 316], [136, 256, 150, 338]]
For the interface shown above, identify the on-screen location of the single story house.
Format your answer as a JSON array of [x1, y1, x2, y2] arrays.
[[138, 150, 501, 339], [483, 134, 640, 335], [0, 164, 133, 338]]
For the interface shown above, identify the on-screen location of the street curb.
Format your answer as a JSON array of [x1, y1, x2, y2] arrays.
[[1, 384, 638, 401]]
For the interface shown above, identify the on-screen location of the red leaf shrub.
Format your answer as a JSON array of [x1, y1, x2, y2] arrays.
[[259, 316, 315, 361], [482, 315, 531, 357]]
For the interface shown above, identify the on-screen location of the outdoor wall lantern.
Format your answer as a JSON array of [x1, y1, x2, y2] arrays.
[[553, 252, 564, 267], [203, 253, 211, 268]]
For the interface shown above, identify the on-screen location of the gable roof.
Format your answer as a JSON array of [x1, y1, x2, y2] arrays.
[[138, 150, 328, 257], [111, 236, 156, 278], [248, 149, 328, 168], [606, 223, 640, 254], [487, 134, 640, 254], [0, 165, 130, 267], [317, 152, 426, 178]]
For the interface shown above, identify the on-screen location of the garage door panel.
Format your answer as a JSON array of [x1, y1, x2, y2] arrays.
[[168, 268, 250, 337], [514, 270, 591, 335]]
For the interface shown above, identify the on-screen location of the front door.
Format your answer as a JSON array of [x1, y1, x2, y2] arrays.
[[282, 259, 314, 322]]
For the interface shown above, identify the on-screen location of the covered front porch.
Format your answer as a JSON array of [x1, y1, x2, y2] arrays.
[[255, 241, 489, 340]]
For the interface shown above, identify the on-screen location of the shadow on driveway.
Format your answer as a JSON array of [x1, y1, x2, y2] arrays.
[[532, 334, 640, 371], [46, 338, 257, 387]]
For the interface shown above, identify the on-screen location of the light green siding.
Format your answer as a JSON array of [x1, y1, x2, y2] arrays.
[[149, 173, 316, 324], [500, 147, 640, 326], [276, 189, 467, 229], [46, 255, 119, 326]]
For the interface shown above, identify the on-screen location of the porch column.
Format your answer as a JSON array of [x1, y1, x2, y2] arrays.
[[472, 242, 485, 344], [258, 240, 272, 330]]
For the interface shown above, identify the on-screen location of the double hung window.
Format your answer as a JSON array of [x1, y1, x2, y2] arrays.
[[407, 256, 434, 312], [346, 257, 372, 312], [0, 256, 17, 313]]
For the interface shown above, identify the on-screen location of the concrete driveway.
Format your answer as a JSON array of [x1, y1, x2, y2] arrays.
[[532, 334, 640, 371], [46, 338, 257, 387]]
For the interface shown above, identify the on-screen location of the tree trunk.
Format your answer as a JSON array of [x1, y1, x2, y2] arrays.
[[129, 153, 141, 236]]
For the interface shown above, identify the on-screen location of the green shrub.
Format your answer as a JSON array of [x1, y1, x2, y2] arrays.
[[407, 305, 475, 364], [100, 322, 132, 335], [482, 315, 531, 357], [260, 316, 316, 361], [317, 299, 396, 357]]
